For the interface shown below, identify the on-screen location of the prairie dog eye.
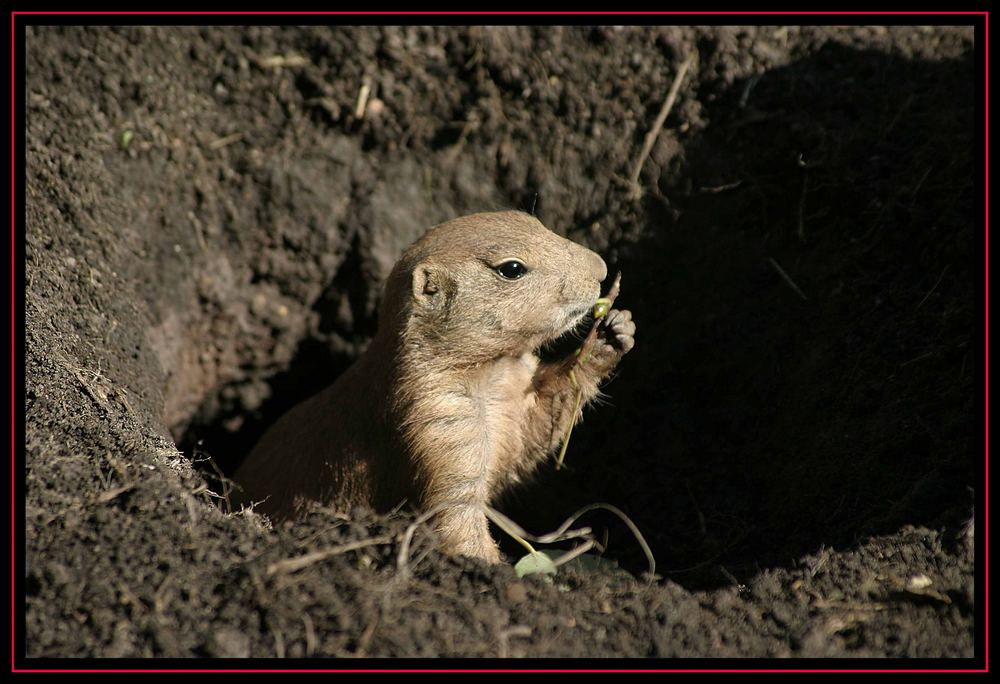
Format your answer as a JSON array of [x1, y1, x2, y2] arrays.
[[495, 260, 528, 280]]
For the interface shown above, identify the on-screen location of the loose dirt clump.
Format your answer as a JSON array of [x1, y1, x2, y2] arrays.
[[25, 25, 977, 658]]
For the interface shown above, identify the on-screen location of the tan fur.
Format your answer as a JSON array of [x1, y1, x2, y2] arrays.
[[232, 210, 635, 563]]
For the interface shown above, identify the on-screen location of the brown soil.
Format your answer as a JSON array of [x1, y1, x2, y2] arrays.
[[24, 24, 979, 660]]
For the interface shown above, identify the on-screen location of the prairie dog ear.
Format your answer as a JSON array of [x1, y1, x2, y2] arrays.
[[411, 261, 454, 310]]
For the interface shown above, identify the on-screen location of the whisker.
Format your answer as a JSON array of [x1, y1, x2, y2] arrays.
[[537, 311, 594, 360]]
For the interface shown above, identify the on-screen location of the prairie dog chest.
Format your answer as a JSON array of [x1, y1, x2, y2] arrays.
[[463, 353, 540, 450], [469, 353, 539, 415]]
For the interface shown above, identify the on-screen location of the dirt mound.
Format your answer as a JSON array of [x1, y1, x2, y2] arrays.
[[24, 25, 977, 659]]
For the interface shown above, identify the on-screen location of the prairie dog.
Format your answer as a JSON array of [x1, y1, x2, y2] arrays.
[[233, 211, 636, 562]]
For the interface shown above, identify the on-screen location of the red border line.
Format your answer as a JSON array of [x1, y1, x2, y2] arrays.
[[7, 10, 992, 15], [10, 10, 988, 673], [10, 8, 16, 674], [5, 668, 984, 674], [984, 9, 991, 674]]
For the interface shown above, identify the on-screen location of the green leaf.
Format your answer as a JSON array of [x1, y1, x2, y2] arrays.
[[514, 551, 558, 577]]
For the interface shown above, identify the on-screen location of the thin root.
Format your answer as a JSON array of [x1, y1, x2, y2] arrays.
[[555, 272, 622, 470]]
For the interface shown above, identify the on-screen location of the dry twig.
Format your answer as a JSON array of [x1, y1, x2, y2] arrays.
[[267, 534, 395, 576], [555, 272, 622, 470], [628, 53, 696, 198], [768, 257, 808, 301]]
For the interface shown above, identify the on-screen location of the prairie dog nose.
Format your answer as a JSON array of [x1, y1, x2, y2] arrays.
[[563, 235, 608, 282], [591, 251, 608, 282]]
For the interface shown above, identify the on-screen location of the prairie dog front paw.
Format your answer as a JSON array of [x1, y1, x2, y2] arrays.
[[597, 308, 636, 356]]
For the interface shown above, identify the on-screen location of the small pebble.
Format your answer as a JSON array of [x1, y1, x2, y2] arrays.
[[505, 582, 529, 604]]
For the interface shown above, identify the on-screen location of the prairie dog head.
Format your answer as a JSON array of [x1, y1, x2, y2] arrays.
[[381, 211, 608, 360]]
